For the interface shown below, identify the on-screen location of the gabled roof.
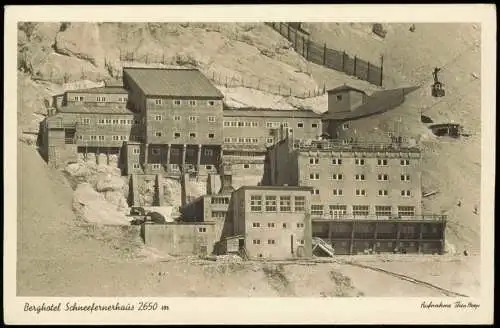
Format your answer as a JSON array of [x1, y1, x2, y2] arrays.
[[327, 85, 366, 95], [68, 86, 128, 94], [123, 67, 224, 98]]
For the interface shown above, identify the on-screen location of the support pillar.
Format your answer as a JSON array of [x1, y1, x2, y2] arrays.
[[349, 221, 355, 255], [373, 221, 378, 252], [143, 144, 149, 170], [418, 223, 424, 254], [396, 222, 402, 252], [197, 144, 202, 173], [328, 222, 332, 248], [165, 144, 171, 171], [181, 144, 187, 171]]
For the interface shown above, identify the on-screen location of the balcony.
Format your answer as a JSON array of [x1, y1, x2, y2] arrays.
[[311, 214, 446, 222]]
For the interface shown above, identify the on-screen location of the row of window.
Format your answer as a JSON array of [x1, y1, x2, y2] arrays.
[[73, 96, 127, 103], [154, 115, 217, 122], [78, 135, 129, 141], [311, 173, 412, 181], [80, 118, 139, 125], [152, 131, 216, 139], [251, 222, 305, 229], [223, 121, 319, 129], [223, 137, 276, 144], [250, 195, 306, 212], [153, 99, 217, 106], [311, 205, 415, 217], [311, 158, 412, 166], [252, 239, 305, 245], [311, 188, 413, 197]]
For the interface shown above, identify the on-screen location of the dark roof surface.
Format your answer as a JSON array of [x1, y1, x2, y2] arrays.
[[323, 86, 419, 121], [58, 104, 134, 115], [327, 85, 367, 95], [68, 86, 128, 94], [223, 107, 322, 118], [123, 67, 224, 98]]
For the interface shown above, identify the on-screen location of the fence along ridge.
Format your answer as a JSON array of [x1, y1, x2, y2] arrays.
[[265, 22, 384, 87], [116, 50, 327, 100]]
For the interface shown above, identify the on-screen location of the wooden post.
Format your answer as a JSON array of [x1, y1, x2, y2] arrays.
[[323, 43, 327, 66], [367, 61, 371, 81], [354, 55, 357, 76], [380, 55, 384, 87], [341, 51, 346, 72]]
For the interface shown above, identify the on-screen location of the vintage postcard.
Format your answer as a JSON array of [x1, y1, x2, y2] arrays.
[[3, 4, 496, 325]]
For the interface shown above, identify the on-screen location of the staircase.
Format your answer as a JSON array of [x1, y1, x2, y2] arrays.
[[312, 237, 335, 257]]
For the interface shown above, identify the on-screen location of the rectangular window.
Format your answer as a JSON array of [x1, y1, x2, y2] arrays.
[[311, 204, 324, 216], [309, 173, 320, 180], [133, 148, 140, 154], [205, 165, 213, 170], [174, 132, 180, 138], [77, 135, 83, 140], [82, 118, 90, 125], [401, 190, 412, 197], [223, 121, 230, 127], [267, 239, 276, 245], [332, 173, 343, 180], [279, 196, 291, 212], [329, 205, 347, 216], [189, 132, 196, 138], [208, 116, 216, 123], [204, 149, 214, 156], [375, 206, 392, 216], [133, 163, 140, 169], [105, 119, 112, 124], [98, 135, 105, 141], [355, 189, 366, 196], [189, 100, 197, 106], [332, 158, 342, 165], [155, 131, 162, 137], [224, 137, 231, 143], [283, 223, 287, 228], [312, 123, 319, 128], [120, 136, 128, 141], [198, 227, 206, 233], [174, 115, 181, 121], [155, 115, 162, 121], [173, 100, 181, 106], [401, 174, 411, 181], [265, 196, 277, 212], [294, 196, 305, 212], [355, 174, 366, 181], [355, 158, 365, 165], [378, 190, 389, 196], [342, 122, 349, 130], [152, 164, 161, 170], [230, 121, 237, 127], [266, 137, 274, 144], [252, 239, 261, 245], [119, 97, 128, 102], [265, 122, 273, 128], [353, 205, 369, 216], [251, 122, 258, 127], [311, 189, 320, 195], [398, 206, 415, 217], [211, 197, 230, 205], [309, 158, 319, 165], [296, 223, 305, 228], [73, 96, 84, 101], [252, 222, 260, 228], [208, 100, 215, 106], [267, 222, 275, 228], [250, 195, 262, 212], [377, 159, 388, 166], [97, 96, 106, 102], [297, 122, 304, 128], [378, 174, 389, 181], [112, 119, 119, 125], [189, 116, 197, 121], [243, 164, 250, 169], [333, 189, 343, 196], [401, 159, 410, 166], [155, 99, 162, 105], [112, 135, 120, 141], [238, 121, 244, 127], [208, 133, 215, 139]]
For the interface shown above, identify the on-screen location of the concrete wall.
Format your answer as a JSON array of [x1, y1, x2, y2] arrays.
[[142, 223, 217, 256], [327, 90, 366, 113]]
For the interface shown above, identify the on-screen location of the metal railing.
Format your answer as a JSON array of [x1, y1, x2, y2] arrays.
[[292, 140, 421, 153], [312, 214, 447, 222]]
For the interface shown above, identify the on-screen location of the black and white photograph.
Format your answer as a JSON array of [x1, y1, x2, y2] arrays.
[[4, 4, 495, 325]]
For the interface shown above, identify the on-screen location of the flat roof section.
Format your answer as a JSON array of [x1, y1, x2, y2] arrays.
[[123, 67, 224, 98]]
